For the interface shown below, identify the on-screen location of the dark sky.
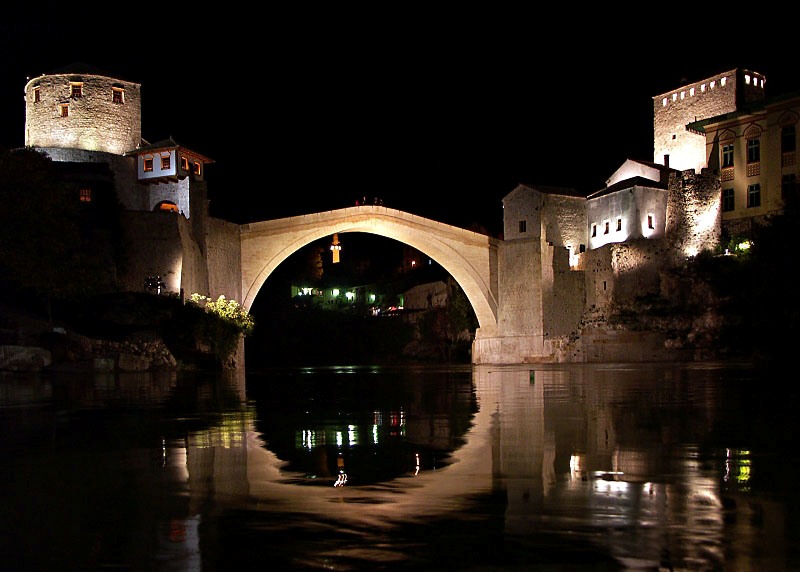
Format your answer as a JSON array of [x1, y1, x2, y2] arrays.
[[3, 10, 798, 236]]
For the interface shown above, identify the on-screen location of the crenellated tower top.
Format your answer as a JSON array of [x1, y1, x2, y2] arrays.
[[653, 68, 765, 173]]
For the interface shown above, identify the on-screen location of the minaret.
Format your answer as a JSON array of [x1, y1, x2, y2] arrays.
[[330, 234, 341, 263]]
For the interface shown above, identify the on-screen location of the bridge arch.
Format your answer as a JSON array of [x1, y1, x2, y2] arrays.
[[240, 206, 499, 333]]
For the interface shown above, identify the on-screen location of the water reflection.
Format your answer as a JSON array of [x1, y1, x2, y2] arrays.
[[0, 363, 798, 570]]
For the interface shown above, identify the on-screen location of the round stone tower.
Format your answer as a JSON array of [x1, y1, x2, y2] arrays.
[[24, 64, 142, 155]]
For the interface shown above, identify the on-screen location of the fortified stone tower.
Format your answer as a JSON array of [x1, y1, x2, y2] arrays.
[[24, 63, 141, 155], [653, 68, 765, 173]]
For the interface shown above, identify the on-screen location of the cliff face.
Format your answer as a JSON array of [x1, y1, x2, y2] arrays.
[[553, 257, 736, 363]]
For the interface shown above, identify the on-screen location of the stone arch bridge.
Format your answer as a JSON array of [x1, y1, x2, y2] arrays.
[[240, 205, 506, 359]]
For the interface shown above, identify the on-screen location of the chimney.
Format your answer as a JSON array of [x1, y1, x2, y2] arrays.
[[664, 154, 670, 168]]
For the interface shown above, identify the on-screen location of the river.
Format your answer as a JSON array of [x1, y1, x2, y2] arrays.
[[1, 361, 797, 571]]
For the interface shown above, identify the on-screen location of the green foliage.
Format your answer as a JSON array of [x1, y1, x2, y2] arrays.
[[187, 294, 255, 365], [189, 294, 255, 336]]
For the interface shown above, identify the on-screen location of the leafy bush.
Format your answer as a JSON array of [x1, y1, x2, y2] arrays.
[[188, 294, 255, 364]]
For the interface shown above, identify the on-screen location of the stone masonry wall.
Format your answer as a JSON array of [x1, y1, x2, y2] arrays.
[[666, 169, 721, 260], [497, 238, 543, 338], [654, 70, 739, 172], [543, 194, 586, 250], [25, 73, 141, 155], [149, 177, 191, 217], [118, 211, 208, 297], [39, 148, 145, 211], [206, 217, 243, 304]]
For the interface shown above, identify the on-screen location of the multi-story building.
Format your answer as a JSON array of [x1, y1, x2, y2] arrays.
[[22, 63, 241, 302], [687, 89, 800, 238]]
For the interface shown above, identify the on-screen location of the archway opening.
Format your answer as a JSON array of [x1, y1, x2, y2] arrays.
[[245, 232, 477, 368], [155, 201, 179, 213]]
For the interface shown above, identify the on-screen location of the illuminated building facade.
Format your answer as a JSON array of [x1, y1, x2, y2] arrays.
[[23, 64, 213, 219], [21, 63, 240, 304], [653, 69, 766, 174], [688, 91, 800, 238]]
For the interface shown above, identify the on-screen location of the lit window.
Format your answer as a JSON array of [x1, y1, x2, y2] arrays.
[[112, 87, 124, 104], [701, 84, 706, 92], [720, 77, 727, 87], [722, 188, 734, 212], [710, 81, 716, 89], [161, 155, 171, 170], [747, 184, 761, 208], [60, 104, 69, 117], [143, 157, 153, 172], [662, 98, 667, 106], [689, 87, 695, 96], [745, 74, 751, 85], [782, 125, 796, 153], [181, 156, 189, 171], [33, 87, 40, 102], [79, 188, 92, 202], [70, 83, 83, 98], [747, 138, 760, 163], [722, 143, 734, 168], [518, 220, 526, 233], [193, 161, 201, 175], [647, 214, 654, 229], [680, 91, 685, 100], [616, 218, 622, 232], [591, 224, 597, 237], [672, 93, 677, 101]]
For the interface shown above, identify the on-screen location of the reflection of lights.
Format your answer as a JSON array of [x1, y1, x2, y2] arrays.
[[569, 454, 584, 480], [594, 479, 629, 494], [334, 472, 348, 487], [415, 453, 420, 476], [372, 424, 379, 445], [348, 425, 356, 447], [725, 448, 752, 487], [336, 432, 343, 447], [300, 430, 315, 451]]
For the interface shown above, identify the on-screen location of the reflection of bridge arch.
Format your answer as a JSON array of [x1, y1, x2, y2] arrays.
[[240, 205, 500, 333]]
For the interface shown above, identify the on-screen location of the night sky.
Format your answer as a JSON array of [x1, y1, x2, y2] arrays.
[[3, 11, 799, 236]]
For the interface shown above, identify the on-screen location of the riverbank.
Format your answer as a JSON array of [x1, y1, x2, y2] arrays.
[[0, 295, 224, 373]]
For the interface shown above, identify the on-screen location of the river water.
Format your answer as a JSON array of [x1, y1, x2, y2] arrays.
[[1, 361, 797, 571]]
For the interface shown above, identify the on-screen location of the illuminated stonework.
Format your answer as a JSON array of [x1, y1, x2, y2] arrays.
[[24, 65, 142, 155], [653, 69, 765, 173]]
